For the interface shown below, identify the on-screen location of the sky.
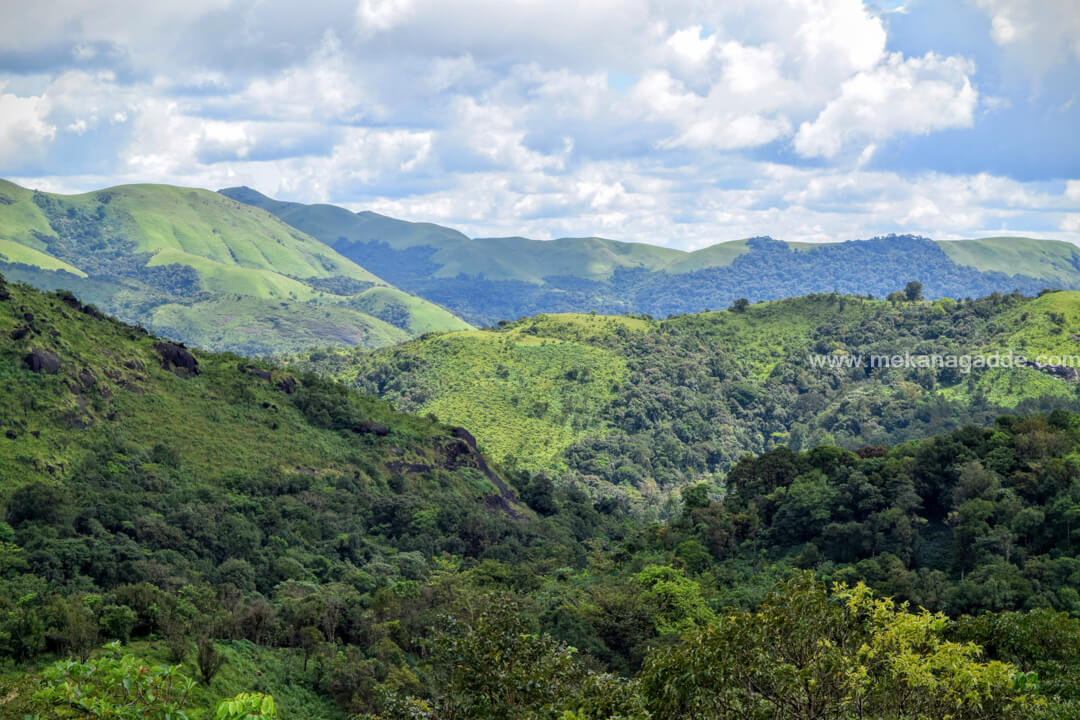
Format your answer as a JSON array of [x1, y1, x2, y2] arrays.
[[0, 0, 1078, 248]]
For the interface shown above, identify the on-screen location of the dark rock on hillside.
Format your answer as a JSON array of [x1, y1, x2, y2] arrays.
[[1021, 358, 1080, 381], [153, 342, 199, 378], [10, 326, 30, 341], [354, 420, 390, 436], [277, 376, 297, 394], [24, 348, 60, 374], [451, 426, 478, 449], [241, 364, 272, 381]]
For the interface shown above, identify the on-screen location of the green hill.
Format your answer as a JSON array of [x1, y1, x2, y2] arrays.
[[5, 273, 1080, 719], [0, 180, 470, 354], [293, 291, 1080, 506], [0, 272, 591, 717], [937, 236, 1080, 286], [223, 186, 1080, 326]]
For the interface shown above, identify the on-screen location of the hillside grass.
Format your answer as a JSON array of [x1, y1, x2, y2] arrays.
[[149, 296, 410, 355], [938, 237, 1080, 285], [0, 279, 437, 486], [0, 180, 473, 352], [329, 314, 647, 470], [0, 238, 87, 277]]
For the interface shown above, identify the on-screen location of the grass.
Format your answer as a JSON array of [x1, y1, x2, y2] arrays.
[[0, 180, 473, 352], [344, 285, 472, 335], [937, 237, 1080, 285], [330, 314, 642, 471], [0, 238, 86, 277], [149, 296, 411, 355], [0, 278, 443, 487]]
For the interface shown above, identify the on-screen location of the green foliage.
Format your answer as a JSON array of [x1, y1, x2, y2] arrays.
[[640, 574, 1032, 720], [31, 641, 196, 719], [303, 290, 1080, 505], [215, 692, 278, 719]]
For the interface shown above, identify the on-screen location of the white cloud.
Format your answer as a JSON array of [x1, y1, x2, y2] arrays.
[[0, 91, 55, 164], [794, 52, 977, 158], [1066, 180, 1080, 203], [0, 0, 1075, 250], [1062, 214, 1080, 233], [356, 0, 415, 37], [974, 0, 1080, 71], [667, 26, 716, 65]]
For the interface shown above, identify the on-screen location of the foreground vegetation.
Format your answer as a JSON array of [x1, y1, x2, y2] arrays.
[[3, 273, 1080, 717]]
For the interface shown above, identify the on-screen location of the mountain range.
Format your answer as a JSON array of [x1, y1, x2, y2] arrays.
[[224, 185, 1080, 326], [289, 290, 1080, 513], [0, 180, 470, 355], [2, 178, 1080, 358]]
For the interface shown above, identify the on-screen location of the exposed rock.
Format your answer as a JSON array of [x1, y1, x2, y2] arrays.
[[353, 420, 390, 436], [0, 278, 8, 301], [1019, 358, 1080, 382], [241, 364, 272, 381], [451, 426, 478, 449], [9, 326, 30, 341], [277, 376, 297, 394], [24, 348, 61, 374], [5, 430, 16, 440], [78, 368, 96, 391], [124, 359, 145, 372], [59, 292, 83, 311], [153, 342, 199, 378]]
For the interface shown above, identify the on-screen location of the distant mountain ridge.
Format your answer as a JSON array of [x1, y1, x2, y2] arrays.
[[0, 180, 470, 354], [222, 186, 1080, 325]]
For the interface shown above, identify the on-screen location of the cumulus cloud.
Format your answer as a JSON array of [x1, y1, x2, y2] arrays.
[[794, 53, 977, 158], [0, 0, 1076, 246], [0, 90, 55, 165], [974, 0, 1080, 70]]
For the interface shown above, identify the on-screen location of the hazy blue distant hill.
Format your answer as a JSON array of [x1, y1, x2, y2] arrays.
[[223, 186, 1079, 325]]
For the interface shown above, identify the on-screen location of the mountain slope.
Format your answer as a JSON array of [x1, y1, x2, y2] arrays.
[[223, 186, 1080, 326], [0, 180, 469, 354], [292, 291, 1080, 508], [938, 236, 1080, 286]]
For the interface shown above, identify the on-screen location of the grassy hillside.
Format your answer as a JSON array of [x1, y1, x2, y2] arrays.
[[294, 291, 1080, 506], [225, 188, 1080, 326], [0, 272, 629, 718], [5, 272, 1080, 719], [0, 180, 469, 354], [938, 236, 1080, 286]]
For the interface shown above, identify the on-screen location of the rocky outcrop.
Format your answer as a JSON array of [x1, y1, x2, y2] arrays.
[[353, 420, 390, 436], [1019, 358, 1080, 382], [24, 348, 61, 374], [153, 342, 199, 378]]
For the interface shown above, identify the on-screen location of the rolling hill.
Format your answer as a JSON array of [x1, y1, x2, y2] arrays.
[[7, 270, 1080, 718], [223, 186, 1080, 326], [0, 180, 470, 354], [291, 290, 1080, 510]]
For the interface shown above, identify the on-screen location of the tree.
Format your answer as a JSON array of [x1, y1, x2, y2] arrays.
[[728, 297, 750, 313], [639, 573, 1032, 720], [299, 625, 324, 671], [32, 642, 195, 719], [196, 636, 226, 686], [905, 280, 924, 302]]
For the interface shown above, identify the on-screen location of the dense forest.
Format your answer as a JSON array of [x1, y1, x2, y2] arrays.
[[313, 236, 1056, 326], [3, 271, 1080, 717], [293, 288, 1080, 515]]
